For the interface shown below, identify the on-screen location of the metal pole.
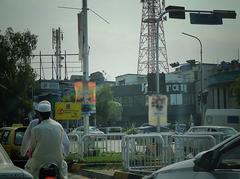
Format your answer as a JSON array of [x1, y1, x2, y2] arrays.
[[182, 32, 203, 124], [156, 21, 160, 133], [40, 51, 42, 80], [82, 0, 89, 135], [65, 50, 67, 80], [51, 55, 54, 80]]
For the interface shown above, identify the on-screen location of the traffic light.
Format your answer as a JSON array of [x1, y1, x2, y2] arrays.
[[197, 94, 201, 105], [190, 13, 223, 25], [147, 73, 166, 94], [165, 6, 185, 19], [213, 10, 237, 19]]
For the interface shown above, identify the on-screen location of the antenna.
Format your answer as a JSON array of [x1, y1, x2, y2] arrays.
[[58, 6, 110, 24]]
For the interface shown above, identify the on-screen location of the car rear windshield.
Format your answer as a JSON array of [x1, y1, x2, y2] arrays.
[[14, 128, 26, 145]]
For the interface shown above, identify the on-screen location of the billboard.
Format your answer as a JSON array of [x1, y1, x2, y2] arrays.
[[148, 95, 168, 126], [74, 81, 96, 113], [55, 102, 81, 120]]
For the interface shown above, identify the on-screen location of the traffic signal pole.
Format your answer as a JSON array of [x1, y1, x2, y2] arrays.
[[155, 8, 236, 127]]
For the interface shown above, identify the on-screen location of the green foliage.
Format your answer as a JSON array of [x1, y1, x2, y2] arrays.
[[0, 28, 37, 126], [126, 123, 138, 135], [96, 85, 123, 126], [231, 78, 240, 106], [66, 152, 122, 163], [62, 93, 75, 102], [107, 101, 122, 122]]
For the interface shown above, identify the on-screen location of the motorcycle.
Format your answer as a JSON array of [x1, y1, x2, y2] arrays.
[[39, 163, 60, 179]]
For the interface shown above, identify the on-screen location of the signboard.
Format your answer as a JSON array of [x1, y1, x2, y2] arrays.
[[148, 95, 168, 126], [40, 81, 59, 90], [74, 81, 96, 113], [55, 102, 81, 120]]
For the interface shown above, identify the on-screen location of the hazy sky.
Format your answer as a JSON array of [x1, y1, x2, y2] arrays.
[[1, 0, 240, 80]]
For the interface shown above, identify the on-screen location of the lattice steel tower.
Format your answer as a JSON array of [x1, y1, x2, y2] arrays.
[[137, 0, 169, 74]]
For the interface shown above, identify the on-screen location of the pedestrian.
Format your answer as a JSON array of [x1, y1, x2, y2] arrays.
[[22, 100, 69, 179]]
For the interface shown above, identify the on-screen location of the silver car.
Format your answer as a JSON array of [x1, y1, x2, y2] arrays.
[[0, 144, 33, 178], [144, 133, 240, 179]]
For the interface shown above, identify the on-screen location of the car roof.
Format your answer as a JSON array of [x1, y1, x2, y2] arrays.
[[190, 126, 234, 129], [0, 126, 27, 130]]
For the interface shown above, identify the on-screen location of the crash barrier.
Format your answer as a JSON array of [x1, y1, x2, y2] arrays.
[[80, 133, 125, 159], [121, 133, 222, 172], [174, 134, 216, 162], [67, 133, 80, 154], [122, 133, 169, 173], [67, 132, 224, 172]]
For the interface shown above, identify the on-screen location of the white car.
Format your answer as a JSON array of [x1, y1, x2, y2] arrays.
[[186, 126, 238, 140], [72, 126, 104, 134], [144, 133, 240, 179], [0, 144, 33, 178]]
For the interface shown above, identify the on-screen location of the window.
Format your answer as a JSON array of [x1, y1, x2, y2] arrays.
[[227, 116, 239, 124], [1, 130, 10, 145], [170, 94, 182, 105], [14, 128, 26, 145], [217, 143, 240, 169]]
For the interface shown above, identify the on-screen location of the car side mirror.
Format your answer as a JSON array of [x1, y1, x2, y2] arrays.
[[194, 150, 214, 172]]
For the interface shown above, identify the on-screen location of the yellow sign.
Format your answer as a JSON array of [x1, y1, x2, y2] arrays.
[[55, 102, 81, 120]]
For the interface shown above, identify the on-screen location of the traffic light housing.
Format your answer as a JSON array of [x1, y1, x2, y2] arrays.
[[197, 93, 201, 105], [190, 13, 223, 25], [147, 73, 166, 94], [165, 6, 185, 19]]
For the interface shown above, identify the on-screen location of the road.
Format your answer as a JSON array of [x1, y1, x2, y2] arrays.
[[69, 173, 90, 179]]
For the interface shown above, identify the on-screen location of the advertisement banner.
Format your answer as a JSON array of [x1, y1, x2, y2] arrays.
[[55, 102, 81, 120], [74, 81, 96, 113], [148, 95, 168, 126]]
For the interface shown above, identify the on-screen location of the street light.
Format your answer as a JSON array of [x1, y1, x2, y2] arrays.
[[182, 32, 203, 124]]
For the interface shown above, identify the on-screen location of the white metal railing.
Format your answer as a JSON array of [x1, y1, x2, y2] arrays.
[[173, 134, 216, 162], [67, 131, 226, 173], [67, 133, 80, 154], [80, 133, 124, 159], [122, 133, 166, 173]]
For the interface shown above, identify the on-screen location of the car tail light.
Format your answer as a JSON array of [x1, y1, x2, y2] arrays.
[[45, 177, 57, 179]]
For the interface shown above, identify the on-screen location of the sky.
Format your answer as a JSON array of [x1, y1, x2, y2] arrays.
[[1, 0, 240, 81]]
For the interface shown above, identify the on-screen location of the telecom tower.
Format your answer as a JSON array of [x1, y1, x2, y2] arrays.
[[52, 27, 64, 80], [137, 0, 169, 74]]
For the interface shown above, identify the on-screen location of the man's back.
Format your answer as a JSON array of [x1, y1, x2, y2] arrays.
[[31, 119, 64, 165]]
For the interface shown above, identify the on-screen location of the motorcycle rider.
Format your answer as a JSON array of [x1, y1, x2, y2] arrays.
[[24, 100, 69, 179], [21, 100, 70, 158]]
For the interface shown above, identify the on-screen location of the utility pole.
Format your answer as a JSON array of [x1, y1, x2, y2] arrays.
[[82, 0, 90, 135]]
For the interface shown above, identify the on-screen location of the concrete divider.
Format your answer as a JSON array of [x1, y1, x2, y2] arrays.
[[114, 171, 143, 179]]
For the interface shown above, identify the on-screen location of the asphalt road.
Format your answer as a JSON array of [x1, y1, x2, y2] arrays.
[[69, 173, 90, 179]]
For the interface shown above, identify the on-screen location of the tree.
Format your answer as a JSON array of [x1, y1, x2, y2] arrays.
[[96, 85, 122, 126], [0, 28, 37, 126], [231, 78, 240, 106], [107, 100, 122, 123]]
